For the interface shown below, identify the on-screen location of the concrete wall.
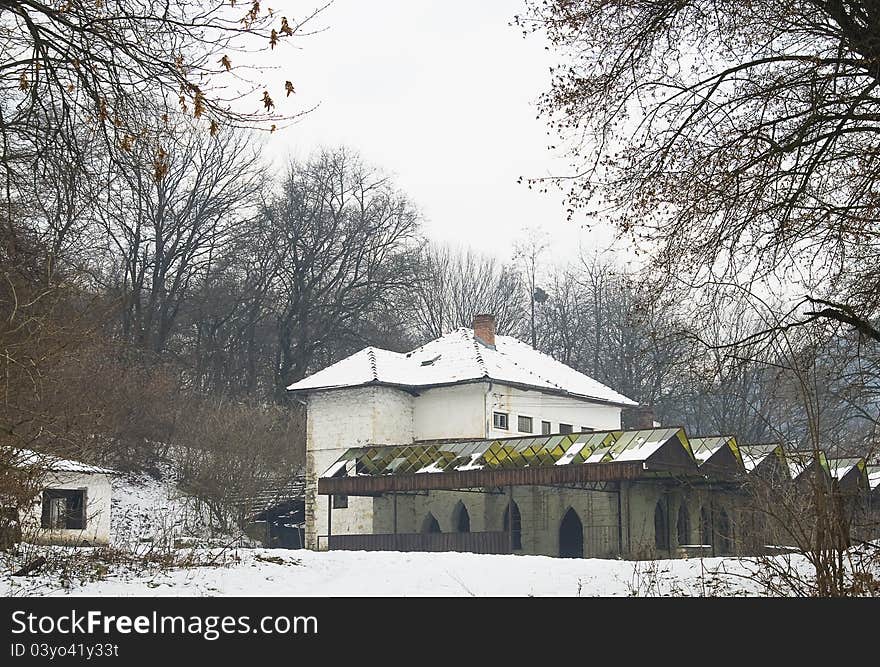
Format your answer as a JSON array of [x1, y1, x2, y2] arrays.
[[369, 482, 746, 559], [304, 386, 415, 549], [485, 384, 622, 439], [20, 471, 112, 546], [622, 483, 745, 559]]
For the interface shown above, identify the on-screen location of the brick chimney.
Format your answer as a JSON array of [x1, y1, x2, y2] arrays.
[[472, 314, 496, 347]]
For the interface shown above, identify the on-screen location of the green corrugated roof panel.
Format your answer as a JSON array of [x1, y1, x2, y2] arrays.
[[321, 428, 704, 478]]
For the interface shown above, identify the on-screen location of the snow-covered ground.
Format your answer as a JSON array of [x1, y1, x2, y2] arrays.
[[2, 547, 791, 597], [0, 466, 856, 597]]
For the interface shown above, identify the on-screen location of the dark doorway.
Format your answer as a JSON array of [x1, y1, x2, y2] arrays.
[[503, 501, 522, 550], [654, 500, 669, 551], [453, 502, 470, 533], [677, 502, 690, 546], [559, 508, 583, 558], [716, 507, 732, 554], [422, 513, 441, 533], [700, 506, 712, 547]]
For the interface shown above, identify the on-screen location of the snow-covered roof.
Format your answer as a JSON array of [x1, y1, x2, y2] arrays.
[[5, 447, 117, 475], [867, 465, 880, 491], [786, 450, 829, 481], [287, 328, 637, 406], [826, 457, 864, 482], [738, 444, 784, 472]]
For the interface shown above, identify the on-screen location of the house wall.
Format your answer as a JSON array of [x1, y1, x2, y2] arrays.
[[413, 384, 488, 440], [485, 384, 623, 438], [304, 386, 415, 550], [20, 471, 112, 546]]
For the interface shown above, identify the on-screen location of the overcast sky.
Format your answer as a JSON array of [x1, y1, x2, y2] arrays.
[[266, 0, 625, 265]]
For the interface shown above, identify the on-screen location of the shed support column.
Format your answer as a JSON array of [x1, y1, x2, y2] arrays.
[[709, 482, 716, 558], [507, 485, 513, 554], [393, 492, 398, 551], [621, 480, 632, 556], [327, 496, 332, 551], [617, 482, 623, 557]]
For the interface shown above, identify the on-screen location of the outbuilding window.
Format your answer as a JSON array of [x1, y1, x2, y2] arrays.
[[559, 423, 572, 434], [517, 415, 533, 433], [41, 489, 85, 530], [332, 494, 348, 509], [493, 412, 509, 430], [541, 421, 551, 435]]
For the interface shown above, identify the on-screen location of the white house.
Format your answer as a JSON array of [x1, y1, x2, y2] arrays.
[[7, 448, 115, 546], [288, 314, 641, 552]]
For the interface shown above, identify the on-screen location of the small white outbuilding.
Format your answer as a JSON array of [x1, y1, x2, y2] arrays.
[[9, 449, 116, 546]]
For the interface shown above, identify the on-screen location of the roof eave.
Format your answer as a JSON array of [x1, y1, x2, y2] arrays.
[[288, 377, 638, 407]]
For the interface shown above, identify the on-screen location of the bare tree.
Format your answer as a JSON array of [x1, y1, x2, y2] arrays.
[[513, 229, 548, 349], [1, 1, 326, 266], [408, 242, 526, 341], [97, 123, 264, 353], [535, 254, 692, 414], [517, 0, 880, 341], [263, 148, 421, 397]]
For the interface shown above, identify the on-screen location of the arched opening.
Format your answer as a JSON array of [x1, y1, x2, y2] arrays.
[[677, 502, 690, 546], [716, 507, 732, 555], [700, 506, 712, 548], [559, 508, 583, 558], [453, 501, 470, 533], [421, 513, 441, 534], [503, 501, 522, 550], [654, 500, 669, 552]]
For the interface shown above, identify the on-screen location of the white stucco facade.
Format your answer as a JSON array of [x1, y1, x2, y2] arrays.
[[484, 384, 622, 439], [304, 386, 415, 549], [20, 470, 113, 546]]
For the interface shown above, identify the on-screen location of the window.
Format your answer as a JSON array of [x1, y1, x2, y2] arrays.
[[541, 421, 551, 435], [580, 426, 593, 433], [493, 411, 508, 430], [559, 423, 572, 434], [517, 415, 533, 433], [332, 494, 348, 509], [41, 489, 85, 530]]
